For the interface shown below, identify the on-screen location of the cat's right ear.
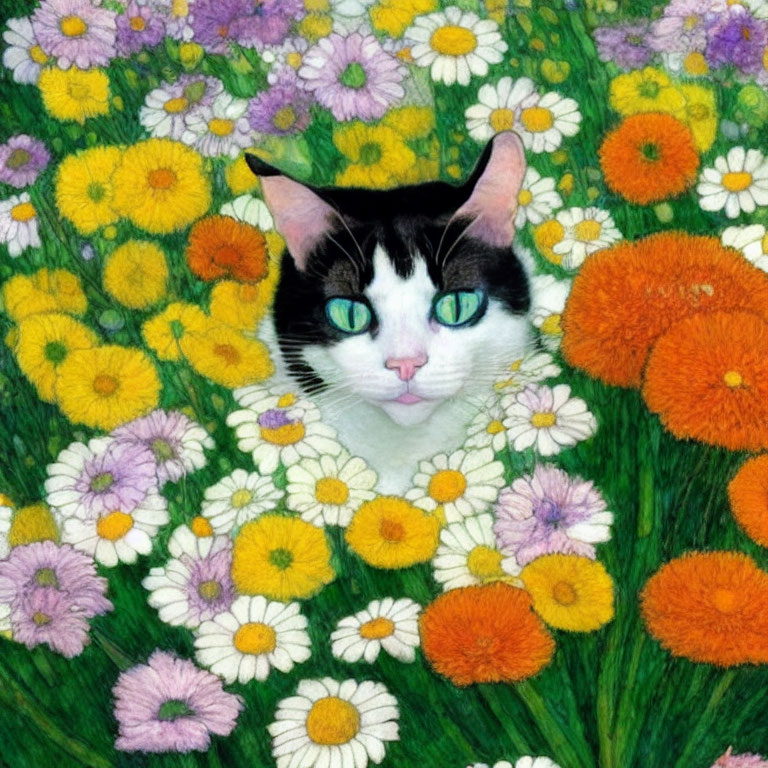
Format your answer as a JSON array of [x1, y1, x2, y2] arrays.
[[245, 154, 339, 271]]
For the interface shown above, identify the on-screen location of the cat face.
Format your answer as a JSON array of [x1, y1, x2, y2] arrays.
[[249, 132, 531, 426]]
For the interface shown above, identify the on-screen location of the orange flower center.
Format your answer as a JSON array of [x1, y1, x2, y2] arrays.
[[213, 343, 241, 366], [233, 621, 277, 654], [428, 469, 467, 503], [190, 516, 213, 536], [148, 168, 177, 190], [521, 107, 554, 133], [10, 202, 35, 222], [712, 588, 739, 614], [130, 15, 147, 31], [214, 244, 243, 267], [722, 171, 752, 192], [93, 374, 119, 396], [359, 616, 395, 639], [259, 422, 306, 446], [379, 517, 405, 542], [96, 511, 133, 541], [552, 580, 578, 605]]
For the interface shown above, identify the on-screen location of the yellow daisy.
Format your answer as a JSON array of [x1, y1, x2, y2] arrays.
[[142, 302, 210, 361], [15, 313, 99, 402], [103, 240, 168, 309], [8, 503, 59, 548], [180, 324, 274, 388], [609, 67, 685, 118], [1, 268, 87, 322], [38, 67, 110, 124], [333, 123, 416, 189], [345, 496, 440, 570], [225, 153, 261, 195], [679, 84, 718, 153], [55, 146, 122, 235], [111, 138, 211, 234], [370, 0, 437, 38], [521, 554, 615, 632], [209, 278, 275, 331], [232, 515, 335, 600], [55, 345, 161, 430], [382, 106, 436, 140]]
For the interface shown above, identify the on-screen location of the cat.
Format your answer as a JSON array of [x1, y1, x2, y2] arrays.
[[247, 131, 532, 493]]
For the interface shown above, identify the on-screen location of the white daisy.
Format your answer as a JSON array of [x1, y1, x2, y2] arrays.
[[516, 90, 582, 153], [227, 386, 341, 475], [530, 274, 572, 351], [698, 146, 768, 219], [182, 92, 252, 158], [0, 501, 12, 561], [331, 597, 421, 664], [405, 7, 507, 87], [219, 194, 274, 230], [515, 167, 563, 228], [464, 396, 509, 452], [468, 759, 561, 768], [263, 37, 310, 84], [330, 0, 376, 17], [551, 206, 622, 270], [142, 524, 235, 628], [493, 350, 561, 395], [194, 595, 311, 684], [60, 493, 168, 567], [464, 76, 537, 142], [0, 192, 40, 257], [503, 384, 597, 457], [722, 223, 768, 272], [433, 513, 520, 591], [405, 447, 505, 524], [201, 468, 283, 535], [269, 677, 399, 768], [2, 17, 48, 85], [286, 452, 377, 527], [139, 77, 222, 140]]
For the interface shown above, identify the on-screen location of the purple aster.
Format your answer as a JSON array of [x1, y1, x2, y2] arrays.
[[593, 24, 653, 70], [230, 0, 305, 49], [191, 0, 251, 54], [113, 409, 213, 486], [648, 0, 712, 53], [248, 67, 313, 135], [299, 32, 407, 122], [713, 748, 768, 768], [32, 0, 117, 70], [181, 542, 235, 623], [12, 586, 91, 658], [0, 135, 50, 188], [0, 541, 112, 617], [113, 650, 243, 753], [494, 464, 613, 567], [706, 6, 767, 73], [116, 1, 166, 56]]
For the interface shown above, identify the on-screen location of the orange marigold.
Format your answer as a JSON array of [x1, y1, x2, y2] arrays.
[[640, 551, 768, 666], [419, 582, 554, 686], [729, 455, 768, 547], [561, 231, 768, 387], [599, 113, 699, 205], [186, 215, 268, 283], [643, 311, 768, 451]]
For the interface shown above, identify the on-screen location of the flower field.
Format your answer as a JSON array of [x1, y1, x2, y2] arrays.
[[2, 1, 768, 767]]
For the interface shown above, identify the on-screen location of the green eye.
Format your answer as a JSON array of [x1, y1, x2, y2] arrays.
[[433, 289, 487, 327], [325, 297, 373, 334]]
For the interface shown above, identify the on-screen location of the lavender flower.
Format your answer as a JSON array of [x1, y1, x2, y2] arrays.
[[706, 6, 767, 73], [230, 0, 304, 49], [648, 0, 712, 54], [593, 23, 654, 69], [713, 748, 768, 768], [116, 1, 166, 56], [32, 0, 117, 70], [0, 135, 50, 188], [113, 650, 243, 753], [191, 0, 250, 54], [494, 464, 613, 566], [299, 32, 406, 122], [248, 67, 313, 135]]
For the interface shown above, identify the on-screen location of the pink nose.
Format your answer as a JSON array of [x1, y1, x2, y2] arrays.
[[385, 354, 427, 381]]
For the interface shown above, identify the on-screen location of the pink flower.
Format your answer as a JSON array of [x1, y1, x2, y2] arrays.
[[713, 748, 768, 768]]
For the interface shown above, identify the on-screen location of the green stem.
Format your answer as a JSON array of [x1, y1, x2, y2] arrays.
[[478, 685, 534, 756], [0, 663, 113, 768], [596, 623, 619, 768], [610, 631, 649, 767], [637, 464, 654, 538], [91, 626, 135, 671]]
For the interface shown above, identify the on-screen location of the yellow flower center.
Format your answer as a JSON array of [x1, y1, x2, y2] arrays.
[[430, 25, 478, 56], [573, 219, 603, 242], [164, 97, 188, 113], [10, 202, 35, 222], [277, 393, 296, 407], [213, 343, 241, 365], [209, 118, 235, 137], [147, 168, 177, 190], [315, 477, 349, 505], [67, 81, 91, 100], [93, 373, 119, 396], [540, 313, 562, 336], [130, 15, 147, 31], [260, 422, 306, 445], [723, 370, 744, 388], [198, 579, 222, 601], [233, 621, 277, 654], [29, 45, 49, 65], [517, 189, 534, 206], [379, 517, 405, 543], [231, 489, 253, 508], [8, 504, 58, 547], [428, 469, 467, 504], [722, 171, 753, 192], [533, 219, 565, 265], [60, 15, 87, 36], [305, 0, 330, 11], [486, 419, 505, 435], [298, 13, 333, 41], [190, 516, 214, 536], [684, 51, 708, 75], [712, 588, 738, 614], [360, 616, 395, 639], [553, 580, 578, 605], [684, 14, 699, 29], [467, 545, 504, 580], [272, 106, 297, 132], [306, 697, 360, 746], [687, 103, 710, 121], [96, 511, 134, 541], [286, 51, 303, 69], [521, 106, 554, 133], [531, 411, 557, 428], [489, 107, 515, 133], [172, 0, 189, 17], [761, 232, 768, 255]]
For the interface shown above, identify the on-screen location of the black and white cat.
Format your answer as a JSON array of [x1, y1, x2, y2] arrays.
[[247, 131, 532, 492]]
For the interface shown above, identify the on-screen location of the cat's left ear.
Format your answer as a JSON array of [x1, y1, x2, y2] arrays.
[[454, 131, 526, 248]]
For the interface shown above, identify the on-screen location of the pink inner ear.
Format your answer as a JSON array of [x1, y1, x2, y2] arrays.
[[455, 131, 527, 248], [260, 175, 339, 270]]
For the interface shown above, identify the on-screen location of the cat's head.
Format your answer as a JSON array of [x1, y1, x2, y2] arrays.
[[247, 132, 531, 427]]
